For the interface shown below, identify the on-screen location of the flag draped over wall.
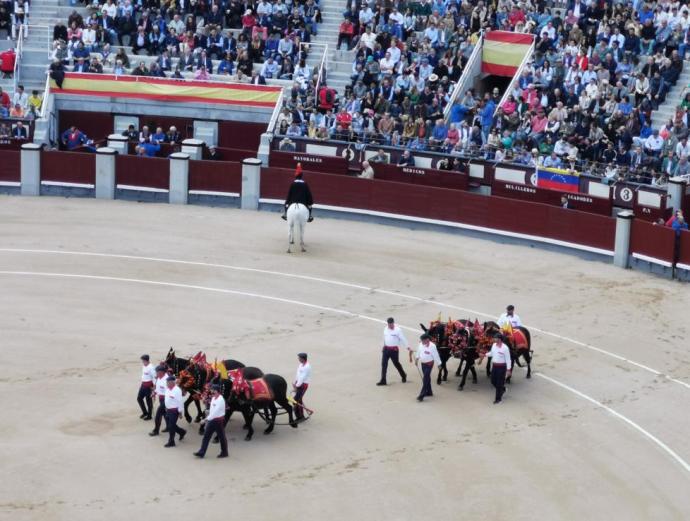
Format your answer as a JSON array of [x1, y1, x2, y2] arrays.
[[51, 73, 282, 107], [481, 31, 534, 77], [536, 166, 580, 193]]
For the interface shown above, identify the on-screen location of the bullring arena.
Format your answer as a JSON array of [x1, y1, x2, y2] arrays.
[[1, 196, 689, 520]]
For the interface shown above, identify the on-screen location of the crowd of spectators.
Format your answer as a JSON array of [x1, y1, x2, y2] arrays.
[[466, 1, 690, 187], [0, 82, 41, 141], [273, 0, 690, 186], [50, 0, 322, 86]]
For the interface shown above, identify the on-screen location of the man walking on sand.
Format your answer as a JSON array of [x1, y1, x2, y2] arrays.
[[377, 317, 409, 386]]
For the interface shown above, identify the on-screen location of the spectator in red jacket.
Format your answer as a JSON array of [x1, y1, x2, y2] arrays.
[[337, 17, 354, 51], [0, 48, 16, 78], [317, 83, 336, 114], [335, 106, 352, 130]]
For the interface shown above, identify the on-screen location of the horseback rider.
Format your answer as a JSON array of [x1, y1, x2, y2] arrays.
[[498, 305, 522, 329], [282, 163, 314, 222]]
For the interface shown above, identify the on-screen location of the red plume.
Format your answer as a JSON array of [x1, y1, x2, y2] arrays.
[[294, 163, 303, 177]]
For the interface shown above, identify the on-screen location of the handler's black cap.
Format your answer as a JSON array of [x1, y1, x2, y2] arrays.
[[387, 317, 395, 324], [298, 352, 308, 360], [155, 365, 166, 372], [507, 305, 515, 310], [166, 375, 176, 382], [494, 333, 503, 340], [420, 333, 430, 340], [210, 384, 221, 392], [141, 354, 150, 361]]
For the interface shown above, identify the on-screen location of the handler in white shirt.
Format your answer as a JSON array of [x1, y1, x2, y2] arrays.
[[481, 335, 512, 404], [149, 365, 168, 436], [377, 317, 409, 385], [194, 385, 228, 458], [415, 334, 441, 402], [293, 352, 312, 421], [163, 376, 187, 447], [137, 354, 156, 420], [497, 305, 522, 328]]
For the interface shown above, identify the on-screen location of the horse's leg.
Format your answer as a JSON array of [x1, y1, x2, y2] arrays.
[[524, 351, 532, 379], [183, 395, 194, 423], [281, 397, 297, 427], [458, 360, 472, 390], [455, 358, 464, 377], [264, 403, 278, 434], [243, 406, 255, 441], [287, 216, 293, 253], [442, 358, 449, 381], [486, 356, 492, 378], [300, 218, 306, 252], [194, 398, 203, 423]]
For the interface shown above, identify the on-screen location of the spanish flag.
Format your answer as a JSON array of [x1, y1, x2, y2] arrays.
[[481, 31, 534, 77], [52, 73, 282, 108]]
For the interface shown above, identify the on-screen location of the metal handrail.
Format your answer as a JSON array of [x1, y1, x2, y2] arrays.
[[494, 36, 535, 116], [40, 72, 50, 119], [314, 44, 328, 93], [13, 29, 23, 94], [443, 30, 484, 120]]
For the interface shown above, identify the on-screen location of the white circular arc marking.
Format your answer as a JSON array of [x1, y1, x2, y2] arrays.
[[0, 248, 686, 389], [0, 269, 688, 476]]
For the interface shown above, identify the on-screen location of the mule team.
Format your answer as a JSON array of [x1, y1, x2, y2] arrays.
[[136, 350, 311, 458], [419, 305, 533, 402]]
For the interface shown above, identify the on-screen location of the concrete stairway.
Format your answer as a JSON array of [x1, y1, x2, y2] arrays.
[[18, 0, 60, 92], [651, 65, 690, 129], [304, 0, 354, 93]]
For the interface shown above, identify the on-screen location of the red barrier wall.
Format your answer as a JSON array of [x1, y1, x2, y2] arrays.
[[270, 150, 349, 175], [219, 121, 266, 151], [0, 150, 20, 182], [189, 160, 242, 193], [492, 181, 612, 215], [261, 168, 615, 252], [678, 230, 690, 267], [116, 155, 169, 189], [630, 219, 676, 264], [41, 150, 96, 185], [372, 163, 468, 191]]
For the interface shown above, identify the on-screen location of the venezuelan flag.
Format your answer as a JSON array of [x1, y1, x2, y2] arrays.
[[52, 73, 281, 108], [536, 166, 580, 193], [481, 31, 534, 77]]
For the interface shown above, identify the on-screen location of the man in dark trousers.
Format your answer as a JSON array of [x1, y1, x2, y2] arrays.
[[377, 317, 409, 386], [282, 163, 314, 221], [194, 385, 228, 458], [149, 365, 168, 436], [414, 334, 442, 402], [137, 354, 156, 420], [481, 334, 512, 404], [163, 375, 187, 447], [293, 352, 312, 422]]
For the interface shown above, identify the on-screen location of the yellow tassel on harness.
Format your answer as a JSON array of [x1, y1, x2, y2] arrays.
[[213, 361, 228, 379]]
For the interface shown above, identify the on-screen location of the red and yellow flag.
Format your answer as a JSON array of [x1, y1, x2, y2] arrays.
[[481, 31, 534, 77], [51, 72, 282, 107]]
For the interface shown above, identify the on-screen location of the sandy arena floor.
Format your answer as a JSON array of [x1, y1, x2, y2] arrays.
[[0, 197, 689, 521]]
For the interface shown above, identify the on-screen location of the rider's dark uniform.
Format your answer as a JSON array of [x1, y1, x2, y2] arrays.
[[283, 175, 314, 221]]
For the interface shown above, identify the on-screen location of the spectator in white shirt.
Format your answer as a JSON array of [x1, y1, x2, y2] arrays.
[[12, 84, 28, 110], [676, 137, 690, 158], [644, 130, 664, 156], [360, 25, 376, 50]]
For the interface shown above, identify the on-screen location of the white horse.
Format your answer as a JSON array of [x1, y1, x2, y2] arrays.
[[286, 203, 309, 253]]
